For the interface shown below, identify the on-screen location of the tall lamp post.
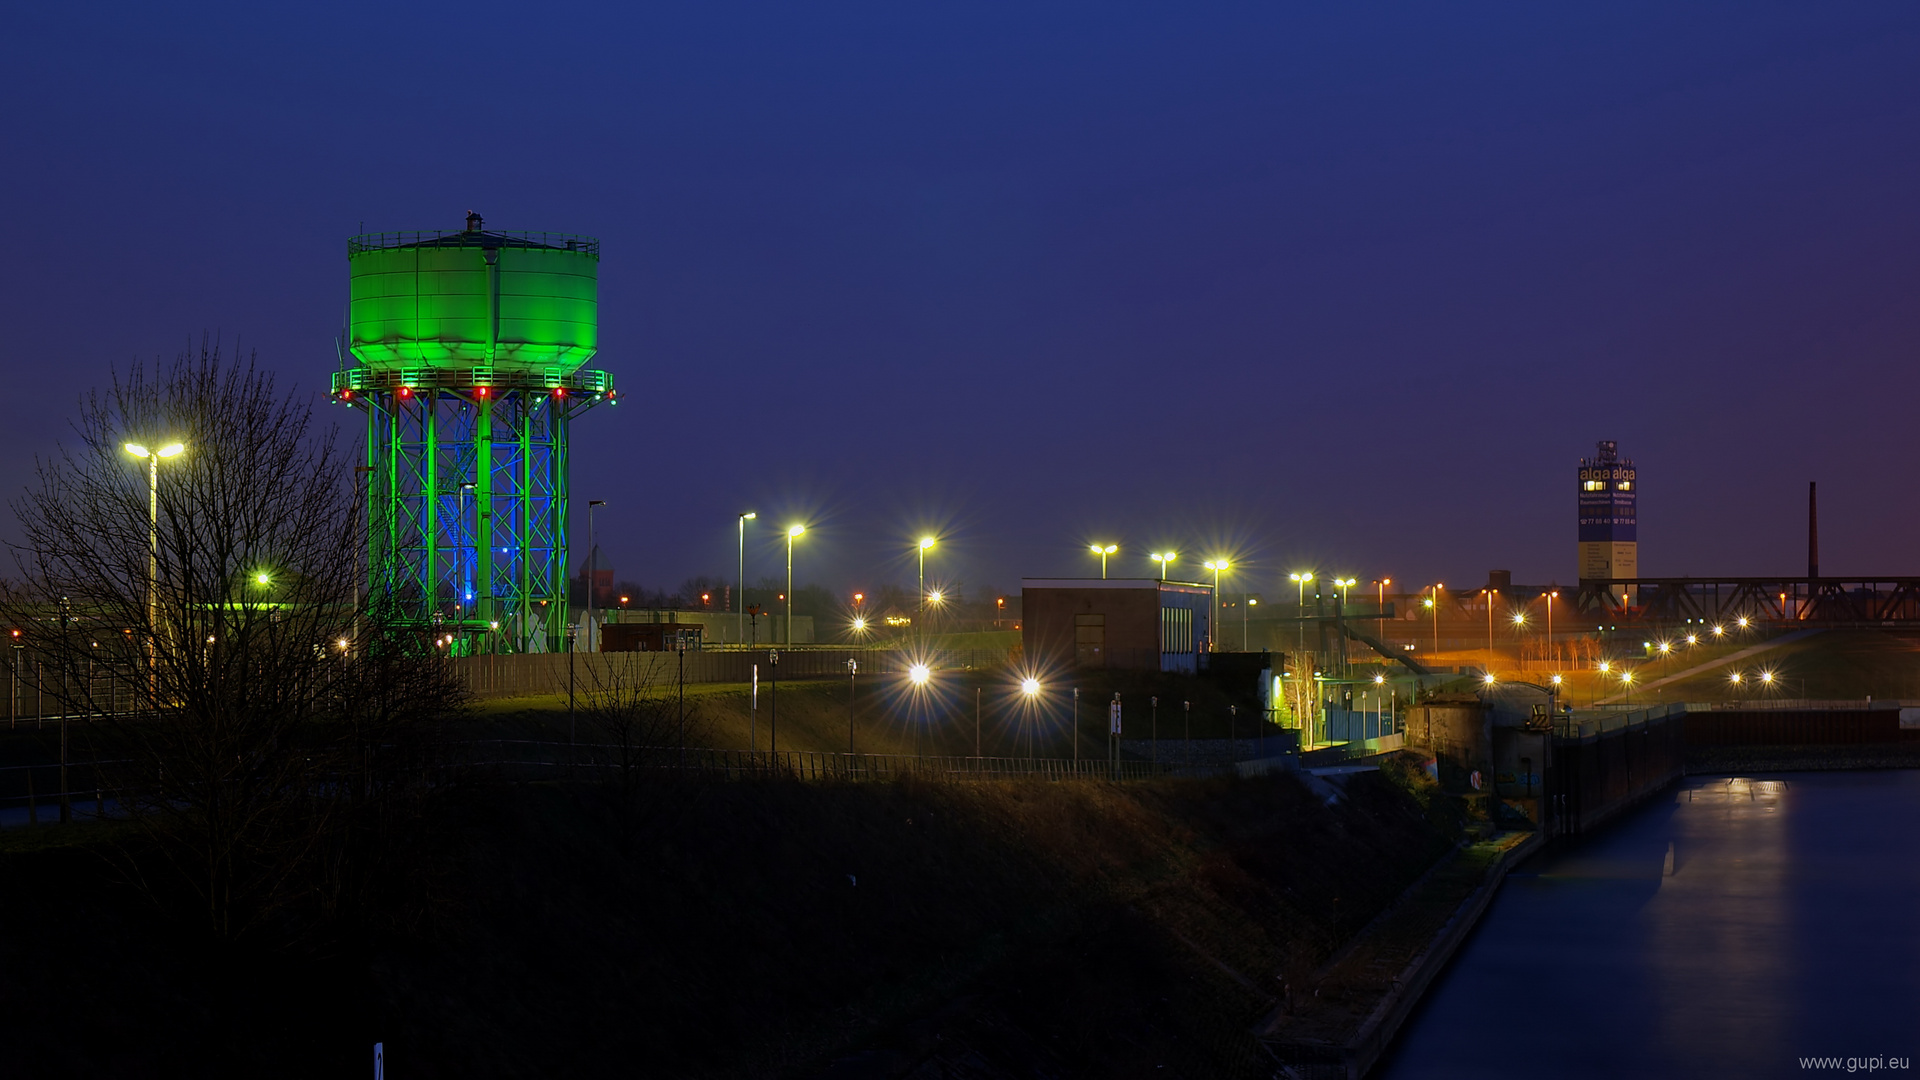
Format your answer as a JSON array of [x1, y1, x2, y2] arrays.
[[737, 511, 756, 644], [124, 440, 185, 694], [1372, 577, 1391, 653], [1151, 551, 1176, 581], [918, 536, 936, 622], [1427, 583, 1444, 655], [785, 524, 806, 645], [1089, 543, 1117, 579], [1544, 589, 1558, 670], [1289, 572, 1314, 724], [1204, 560, 1229, 652], [1481, 587, 1498, 671], [585, 499, 606, 652]]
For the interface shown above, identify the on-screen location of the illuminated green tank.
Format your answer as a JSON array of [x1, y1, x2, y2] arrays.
[[348, 222, 598, 372], [333, 214, 618, 653]]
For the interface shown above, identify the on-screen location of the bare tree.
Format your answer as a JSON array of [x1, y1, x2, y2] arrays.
[[573, 652, 712, 854], [2, 342, 465, 940]]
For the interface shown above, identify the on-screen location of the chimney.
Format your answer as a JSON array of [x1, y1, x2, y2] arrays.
[[465, 210, 484, 233], [1808, 481, 1819, 580]]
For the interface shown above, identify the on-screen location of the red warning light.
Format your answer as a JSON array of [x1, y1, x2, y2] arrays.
[[553, 387, 567, 398], [476, 386, 489, 398], [398, 386, 412, 398]]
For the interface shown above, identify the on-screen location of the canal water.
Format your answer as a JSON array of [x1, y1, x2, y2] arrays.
[[1382, 771, 1920, 1079]]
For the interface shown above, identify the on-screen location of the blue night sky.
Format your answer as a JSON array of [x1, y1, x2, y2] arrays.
[[5, 3, 1918, 601]]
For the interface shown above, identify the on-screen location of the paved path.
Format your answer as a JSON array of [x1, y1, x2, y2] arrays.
[[1595, 627, 1824, 704]]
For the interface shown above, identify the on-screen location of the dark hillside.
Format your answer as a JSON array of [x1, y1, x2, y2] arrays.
[[0, 760, 1460, 1078]]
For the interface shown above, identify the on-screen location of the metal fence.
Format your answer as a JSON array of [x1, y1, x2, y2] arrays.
[[450, 647, 1014, 699], [459, 739, 1189, 782], [0, 650, 137, 725]]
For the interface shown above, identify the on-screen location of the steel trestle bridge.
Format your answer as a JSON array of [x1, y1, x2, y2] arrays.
[[1575, 577, 1920, 625]]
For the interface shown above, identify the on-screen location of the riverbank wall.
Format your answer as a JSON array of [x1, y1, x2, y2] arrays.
[[1548, 706, 1687, 835]]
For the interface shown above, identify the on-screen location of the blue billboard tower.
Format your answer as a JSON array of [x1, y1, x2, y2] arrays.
[[1578, 440, 1638, 605]]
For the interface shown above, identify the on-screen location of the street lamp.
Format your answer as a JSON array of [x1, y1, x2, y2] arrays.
[[786, 524, 806, 645], [1203, 559, 1229, 653], [124, 440, 185, 695], [1089, 543, 1117, 579], [586, 499, 606, 652], [737, 512, 756, 644], [918, 536, 936, 618], [1372, 578, 1391, 654], [1426, 583, 1443, 655], [1151, 552, 1176, 580], [1480, 588, 1498, 666]]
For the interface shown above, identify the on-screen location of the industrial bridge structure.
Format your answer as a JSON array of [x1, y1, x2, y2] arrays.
[[1574, 577, 1920, 625]]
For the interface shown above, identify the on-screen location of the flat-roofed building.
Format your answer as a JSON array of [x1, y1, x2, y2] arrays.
[[1021, 578, 1213, 674]]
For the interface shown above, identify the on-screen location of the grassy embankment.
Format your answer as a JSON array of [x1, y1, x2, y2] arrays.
[[471, 663, 1273, 760], [0, 752, 1466, 1078]]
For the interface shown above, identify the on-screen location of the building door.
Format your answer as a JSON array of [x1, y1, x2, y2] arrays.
[[1075, 613, 1106, 667]]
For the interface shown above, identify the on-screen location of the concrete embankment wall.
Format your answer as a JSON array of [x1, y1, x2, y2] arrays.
[[1549, 706, 1686, 835], [1684, 705, 1920, 746]]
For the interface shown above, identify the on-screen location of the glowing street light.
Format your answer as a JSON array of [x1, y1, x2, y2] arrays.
[[1760, 670, 1775, 685], [1021, 677, 1041, 696], [1203, 559, 1229, 652], [1483, 672, 1496, 686], [1373, 577, 1392, 654], [909, 663, 931, 686], [1712, 624, 1726, 637], [1089, 543, 1117, 579], [785, 524, 805, 646], [737, 511, 757, 643], [125, 439, 185, 695], [1151, 551, 1176, 580], [1481, 587, 1499, 663], [1426, 583, 1443, 655], [918, 536, 937, 615]]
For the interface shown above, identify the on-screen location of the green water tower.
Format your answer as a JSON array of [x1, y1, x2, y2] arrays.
[[333, 213, 618, 652]]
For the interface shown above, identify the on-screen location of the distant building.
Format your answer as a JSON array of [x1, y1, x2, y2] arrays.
[[1578, 440, 1637, 605], [1021, 578, 1212, 674]]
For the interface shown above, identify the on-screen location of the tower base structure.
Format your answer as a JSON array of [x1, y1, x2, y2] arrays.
[[334, 365, 615, 653]]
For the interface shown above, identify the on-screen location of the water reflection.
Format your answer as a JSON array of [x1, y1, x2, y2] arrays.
[[1648, 779, 1791, 1072], [1381, 772, 1920, 1080]]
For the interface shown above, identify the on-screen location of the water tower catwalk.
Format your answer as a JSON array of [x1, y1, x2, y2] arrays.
[[332, 214, 617, 652]]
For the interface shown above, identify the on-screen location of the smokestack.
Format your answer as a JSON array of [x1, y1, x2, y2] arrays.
[[1809, 481, 1820, 580]]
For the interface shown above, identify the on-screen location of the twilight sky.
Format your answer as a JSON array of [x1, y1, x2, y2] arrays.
[[5, 3, 1918, 602]]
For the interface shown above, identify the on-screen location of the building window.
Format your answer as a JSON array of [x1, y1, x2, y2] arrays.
[[1616, 481, 1633, 491], [1161, 606, 1192, 654], [1583, 480, 1606, 491]]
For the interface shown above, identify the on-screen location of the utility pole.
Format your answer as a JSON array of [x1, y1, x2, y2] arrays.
[[768, 649, 779, 759]]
